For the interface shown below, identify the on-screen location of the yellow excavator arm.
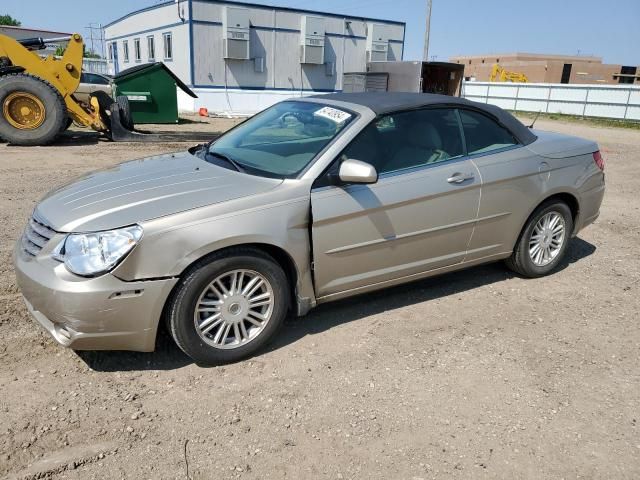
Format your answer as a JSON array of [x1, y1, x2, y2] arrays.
[[490, 64, 528, 83]]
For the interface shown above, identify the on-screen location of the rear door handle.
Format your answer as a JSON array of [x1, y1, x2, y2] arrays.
[[447, 173, 475, 184]]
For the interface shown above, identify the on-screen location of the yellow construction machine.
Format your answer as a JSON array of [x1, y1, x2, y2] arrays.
[[489, 64, 528, 83], [0, 32, 134, 145]]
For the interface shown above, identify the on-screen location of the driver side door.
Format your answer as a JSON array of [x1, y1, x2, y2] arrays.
[[310, 108, 481, 299]]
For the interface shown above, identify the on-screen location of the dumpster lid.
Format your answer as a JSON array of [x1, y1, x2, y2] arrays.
[[114, 62, 198, 98]]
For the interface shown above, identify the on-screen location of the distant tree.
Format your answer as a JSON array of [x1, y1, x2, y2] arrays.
[[83, 46, 101, 59], [0, 14, 21, 26], [54, 45, 102, 59]]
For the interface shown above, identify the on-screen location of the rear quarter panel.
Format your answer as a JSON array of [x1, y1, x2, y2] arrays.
[[465, 135, 602, 262]]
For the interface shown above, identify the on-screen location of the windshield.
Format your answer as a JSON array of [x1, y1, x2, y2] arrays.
[[207, 101, 355, 178]]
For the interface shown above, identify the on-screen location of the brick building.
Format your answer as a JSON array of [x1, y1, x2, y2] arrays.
[[450, 52, 639, 85]]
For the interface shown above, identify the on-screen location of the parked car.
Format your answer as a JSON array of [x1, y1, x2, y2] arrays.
[[14, 93, 605, 365], [74, 72, 113, 104]]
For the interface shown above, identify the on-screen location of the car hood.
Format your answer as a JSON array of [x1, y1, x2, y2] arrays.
[[35, 151, 283, 232]]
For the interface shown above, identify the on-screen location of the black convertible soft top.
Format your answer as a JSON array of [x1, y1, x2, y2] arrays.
[[309, 92, 537, 146]]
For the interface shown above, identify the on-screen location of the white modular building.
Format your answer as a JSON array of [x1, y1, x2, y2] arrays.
[[104, 0, 405, 115]]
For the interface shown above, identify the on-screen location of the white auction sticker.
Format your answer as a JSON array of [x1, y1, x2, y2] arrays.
[[314, 106, 352, 124]]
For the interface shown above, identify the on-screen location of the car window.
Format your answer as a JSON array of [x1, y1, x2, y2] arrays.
[[341, 108, 464, 175], [91, 75, 110, 85], [209, 101, 354, 178], [459, 109, 518, 155]]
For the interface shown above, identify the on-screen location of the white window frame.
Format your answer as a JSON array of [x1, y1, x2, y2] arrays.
[[147, 35, 155, 61], [163, 32, 173, 60], [107, 42, 114, 62], [123, 40, 129, 63], [134, 38, 141, 62]]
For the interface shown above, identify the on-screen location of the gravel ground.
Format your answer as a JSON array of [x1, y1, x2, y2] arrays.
[[0, 115, 639, 479]]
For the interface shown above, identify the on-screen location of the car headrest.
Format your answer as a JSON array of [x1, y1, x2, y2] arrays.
[[408, 122, 442, 150]]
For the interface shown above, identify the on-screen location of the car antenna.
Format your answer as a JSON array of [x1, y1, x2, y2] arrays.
[[528, 111, 542, 129]]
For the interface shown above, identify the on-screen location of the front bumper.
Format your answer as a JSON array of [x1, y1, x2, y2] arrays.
[[14, 241, 178, 352]]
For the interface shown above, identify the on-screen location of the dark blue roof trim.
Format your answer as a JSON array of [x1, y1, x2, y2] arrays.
[[105, 0, 406, 30]]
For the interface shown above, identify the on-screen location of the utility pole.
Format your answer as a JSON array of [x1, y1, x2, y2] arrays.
[[422, 0, 432, 61]]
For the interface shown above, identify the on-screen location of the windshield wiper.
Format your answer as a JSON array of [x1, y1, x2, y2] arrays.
[[205, 150, 245, 173]]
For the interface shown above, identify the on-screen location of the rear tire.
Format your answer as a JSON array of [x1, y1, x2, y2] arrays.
[[60, 116, 72, 133], [166, 248, 290, 365], [506, 200, 573, 278], [89, 90, 114, 130], [116, 95, 134, 131], [0, 74, 66, 146]]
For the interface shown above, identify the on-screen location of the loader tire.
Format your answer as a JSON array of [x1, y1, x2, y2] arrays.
[[0, 74, 66, 146], [116, 95, 134, 131]]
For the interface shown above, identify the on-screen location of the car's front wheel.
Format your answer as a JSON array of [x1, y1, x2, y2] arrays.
[[167, 249, 289, 365], [506, 200, 574, 278]]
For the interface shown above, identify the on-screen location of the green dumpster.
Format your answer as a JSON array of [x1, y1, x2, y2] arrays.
[[113, 62, 197, 124]]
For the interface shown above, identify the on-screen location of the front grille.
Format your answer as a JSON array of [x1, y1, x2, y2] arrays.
[[21, 214, 56, 256]]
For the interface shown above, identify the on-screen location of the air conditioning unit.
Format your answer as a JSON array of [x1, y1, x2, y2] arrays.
[[366, 23, 389, 62], [300, 15, 325, 64], [223, 6, 250, 60]]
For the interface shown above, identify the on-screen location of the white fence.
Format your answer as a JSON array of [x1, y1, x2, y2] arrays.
[[461, 82, 640, 121], [82, 58, 109, 75]]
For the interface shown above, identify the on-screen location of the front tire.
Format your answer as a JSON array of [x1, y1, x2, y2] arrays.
[[506, 200, 573, 278], [115, 95, 134, 131], [167, 249, 290, 365], [0, 74, 67, 145]]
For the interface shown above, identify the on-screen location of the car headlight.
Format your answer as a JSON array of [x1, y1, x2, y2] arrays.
[[52, 225, 143, 276]]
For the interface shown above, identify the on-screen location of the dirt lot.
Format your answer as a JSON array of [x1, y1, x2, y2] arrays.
[[1, 115, 639, 479]]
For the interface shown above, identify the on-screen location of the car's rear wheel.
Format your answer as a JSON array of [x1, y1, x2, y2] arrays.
[[166, 248, 289, 365], [506, 200, 573, 278]]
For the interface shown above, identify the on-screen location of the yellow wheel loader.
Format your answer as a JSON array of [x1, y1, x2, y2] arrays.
[[0, 32, 135, 145]]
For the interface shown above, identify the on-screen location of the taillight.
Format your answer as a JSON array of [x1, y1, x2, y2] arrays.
[[593, 151, 605, 171]]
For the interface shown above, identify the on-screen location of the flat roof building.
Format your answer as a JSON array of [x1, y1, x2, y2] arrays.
[[104, 0, 406, 115], [450, 52, 639, 85]]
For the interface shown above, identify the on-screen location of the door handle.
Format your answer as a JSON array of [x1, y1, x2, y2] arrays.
[[447, 173, 474, 184]]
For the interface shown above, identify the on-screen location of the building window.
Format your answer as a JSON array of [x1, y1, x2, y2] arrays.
[[163, 32, 173, 60], [619, 66, 637, 84], [123, 40, 129, 63], [147, 35, 155, 61], [107, 42, 114, 62], [134, 38, 141, 62]]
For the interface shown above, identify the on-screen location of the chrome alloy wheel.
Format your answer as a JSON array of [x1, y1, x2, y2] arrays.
[[529, 211, 566, 267], [193, 269, 274, 349]]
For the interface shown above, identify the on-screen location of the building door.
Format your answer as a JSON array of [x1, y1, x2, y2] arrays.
[[561, 63, 572, 84]]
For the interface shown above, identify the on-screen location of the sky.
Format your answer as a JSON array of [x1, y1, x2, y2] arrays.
[[4, 0, 640, 65]]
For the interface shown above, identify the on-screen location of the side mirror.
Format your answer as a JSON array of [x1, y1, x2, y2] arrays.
[[338, 159, 378, 185]]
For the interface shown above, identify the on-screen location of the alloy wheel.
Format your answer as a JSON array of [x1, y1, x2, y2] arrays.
[[528, 211, 566, 267], [193, 269, 274, 349]]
